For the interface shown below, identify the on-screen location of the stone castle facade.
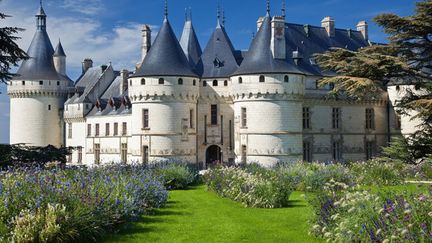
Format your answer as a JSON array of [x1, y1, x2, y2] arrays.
[[8, 3, 415, 167]]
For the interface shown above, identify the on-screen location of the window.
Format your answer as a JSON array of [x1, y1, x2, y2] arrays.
[[141, 78, 146, 85], [238, 77, 243, 84], [203, 80, 207, 87], [332, 108, 341, 129], [365, 141, 375, 160], [259, 75, 265, 83], [121, 143, 128, 164], [22, 81, 25, 85], [332, 140, 342, 161], [158, 78, 164, 84], [190, 109, 194, 128], [303, 107, 311, 129], [178, 78, 183, 85], [241, 107, 247, 128], [193, 79, 196, 86], [365, 108, 375, 130], [77, 146, 82, 164], [211, 105, 218, 125], [303, 141, 312, 162], [57, 81, 60, 86], [241, 145, 247, 164], [105, 123, 110, 136], [142, 109, 149, 129], [95, 124, 100, 137], [94, 144, 100, 164], [122, 122, 127, 135], [48, 105, 51, 111], [87, 124, 91, 137], [39, 80, 43, 85], [114, 123, 118, 136], [224, 80, 228, 86], [284, 75, 289, 82], [143, 146, 149, 164], [213, 80, 218, 86], [68, 123, 72, 139], [129, 80, 132, 86]]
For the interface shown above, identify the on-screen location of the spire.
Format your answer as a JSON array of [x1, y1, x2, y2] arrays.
[[282, 0, 286, 19], [36, 0, 47, 30], [266, 0, 270, 16], [164, 0, 168, 20], [216, 5, 221, 27], [54, 39, 66, 57], [180, 14, 202, 68]]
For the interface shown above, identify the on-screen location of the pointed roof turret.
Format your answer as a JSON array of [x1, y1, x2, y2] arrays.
[[180, 10, 202, 68], [54, 40, 66, 57], [233, 14, 302, 75], [134, 7, 197, 77], [197, 12, 238, 78], [14, 3, 70, 81]]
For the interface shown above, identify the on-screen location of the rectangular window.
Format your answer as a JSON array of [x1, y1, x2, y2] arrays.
[[105, 123, 110, 136], [211, 105, 218, 125], [332, 108, 341, 129], [241, 107, 247, 128], [143, 146, 149, 164], [114, 123, 118, 136], [365, 141, 375, 160], [121, 143, 127, 164], [332, 140, 342, 161], [303, 141, 312, 162], [87, 124, 91, 137], [94, 144, 100, 164], [77, 146, 82, 164], [143, 109, 149, 129], [95, 124, 100, 137], [122, 122, 127, 135], [303, 107, 311, 129], [365, 108, 375, 130], [68, 123, 72, 139], [190, 109, 194, 128], [241, 145, 247, 164]]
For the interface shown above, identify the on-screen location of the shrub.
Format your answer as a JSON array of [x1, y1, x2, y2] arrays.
[[204, 166, 292, 208], [349, 159, 404, 186], [153, 162, 196, 190]]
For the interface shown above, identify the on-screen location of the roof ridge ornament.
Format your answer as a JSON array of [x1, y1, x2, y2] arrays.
[[282, 0, 286, 19], [266, 0, 270, 16], [164, 0, 168, 20], [217, 4, 221, 27]]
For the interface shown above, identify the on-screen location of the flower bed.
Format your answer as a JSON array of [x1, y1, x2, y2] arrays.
[[0, 165, 168, 242]]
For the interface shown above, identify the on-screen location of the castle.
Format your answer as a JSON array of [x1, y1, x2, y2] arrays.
[[8, 2, 415, 167]]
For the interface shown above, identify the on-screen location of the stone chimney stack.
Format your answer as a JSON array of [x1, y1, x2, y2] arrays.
[[257, 17, 264, 32], [141, 25, 151, 61], [120, 69, 129, 94], [356, 21, 368, 40], [321, 16, 335, 37], [82, 58, 93, 74], [271, 16, 286, 59]]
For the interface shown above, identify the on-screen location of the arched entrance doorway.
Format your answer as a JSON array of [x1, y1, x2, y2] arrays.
[[206, 145, 222, 166]]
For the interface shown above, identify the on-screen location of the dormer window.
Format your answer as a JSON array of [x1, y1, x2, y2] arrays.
[[284, 75, 289, 83], [259, 75, 265, 83], [213, 80, 218, 86], [141, 78, 146, 85], [159, 78, 164, 85], [178, 78, 183, 85], [213, 57, 224, 68]]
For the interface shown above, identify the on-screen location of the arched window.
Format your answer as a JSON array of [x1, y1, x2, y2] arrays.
[[203, 80, 207, 87], [141, 78, 146, 85], [178, 78, 183, 85], [238, 77, 243, 84], [224, 80, 228, 86], [284, 75, 289, 83], [158, 78, 164, 85], [193, 79, 196, 86], [259, 75, 265, 83], [213, 80, 218, 86]]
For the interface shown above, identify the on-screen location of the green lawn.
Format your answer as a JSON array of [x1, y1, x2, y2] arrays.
[[104, 185, 323, 243]]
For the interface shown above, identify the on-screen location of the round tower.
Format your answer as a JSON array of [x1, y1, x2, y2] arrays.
[[129, 6, 199, 163], [231, 8, 305, 167], [7, 3, 72, 147]]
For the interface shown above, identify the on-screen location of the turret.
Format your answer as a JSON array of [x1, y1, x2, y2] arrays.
[[179, 9, 202, 68], [53, 40, 66, 76]]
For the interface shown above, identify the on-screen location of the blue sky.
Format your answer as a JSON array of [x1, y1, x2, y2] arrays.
[[0, 0, 421, 144]]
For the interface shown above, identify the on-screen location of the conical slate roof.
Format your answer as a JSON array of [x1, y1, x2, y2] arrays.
[[233, 15, 303, 75], [134, 19, 197, 77], [197, 23, 238, 78], [180, 19, 202, 68], [54, 40, 66, 57]]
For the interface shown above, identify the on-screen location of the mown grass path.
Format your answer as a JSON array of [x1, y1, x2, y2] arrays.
[[105, 185, 323, 243]]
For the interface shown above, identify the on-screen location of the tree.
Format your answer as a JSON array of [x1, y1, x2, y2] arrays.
[[0, 11, 28, 84], [315, 0, 432, 161]]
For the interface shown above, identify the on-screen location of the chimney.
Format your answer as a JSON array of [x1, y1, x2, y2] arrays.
[[271, 16, 286, 59], [120, 69, 129, 94], [141, 25, 151, 61], [321, 16, 335, 37], [82, 58, 93, 74], [292, 49, 303, 65], [356, 21, 368, 40], [256, 17, 264, 32]]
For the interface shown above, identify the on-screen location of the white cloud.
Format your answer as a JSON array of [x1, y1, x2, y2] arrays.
[[61, 0, 104, 15]]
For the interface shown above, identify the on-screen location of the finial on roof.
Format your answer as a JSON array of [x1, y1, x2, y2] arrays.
[[217, 4, 221, 26], [222, 7, 226, 27], [189, 7, 192, 20], [185, 8, 188, 21], [164, 0, 168, 19], [266, 0, 270, 16], [282, 0, 286, 18]]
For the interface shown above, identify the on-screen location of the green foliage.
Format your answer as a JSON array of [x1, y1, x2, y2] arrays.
[[349, 159, 404, 186], [153, 163, 196, 190]]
